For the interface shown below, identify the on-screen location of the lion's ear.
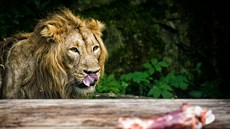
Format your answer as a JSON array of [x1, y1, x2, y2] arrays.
[[40, 22, 65, 42], [87, 20, 105, 36]]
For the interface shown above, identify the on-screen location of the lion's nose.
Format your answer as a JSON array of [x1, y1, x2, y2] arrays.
[[83, 69, 100, 74]]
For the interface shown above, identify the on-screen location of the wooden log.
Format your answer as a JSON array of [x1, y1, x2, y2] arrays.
[[0, 99, 229, 128]]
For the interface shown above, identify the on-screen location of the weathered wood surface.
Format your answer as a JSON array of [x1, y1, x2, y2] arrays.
[[0, 99, 229, 129]]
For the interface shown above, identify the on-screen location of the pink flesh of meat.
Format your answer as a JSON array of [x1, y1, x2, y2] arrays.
[[83, 74, 98, 87], [117, 103, 215, 129]]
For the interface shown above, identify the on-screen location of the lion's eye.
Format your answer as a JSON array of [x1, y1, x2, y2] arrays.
[[69, 47, 79, 53], [93, 45, 99, 52]]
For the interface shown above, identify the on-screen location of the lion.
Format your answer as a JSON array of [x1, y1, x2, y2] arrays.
[[0, 8, 108, 99]]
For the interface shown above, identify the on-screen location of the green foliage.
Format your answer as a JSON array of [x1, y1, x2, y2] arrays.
[[128, 58, 190, 98], [96, 74, 127, 94], [97, 58, 221, 99], [121, 72, 150, 84], [143, 58, 169, 74], [189, 80, 221, 98], [97, 58, 191, 98], [189, 63, 222, 98]]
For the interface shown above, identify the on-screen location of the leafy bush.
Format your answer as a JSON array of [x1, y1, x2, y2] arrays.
[[121, 58, 190, 98], [96, 74, 127, 94], [96, 58, 192, 98], [189, 63, 222, 98]]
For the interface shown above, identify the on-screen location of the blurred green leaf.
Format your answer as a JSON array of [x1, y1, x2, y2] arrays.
[[148, 87, 161, 98], [151, 58, 158, 66], [154, 64, 162, 72], [158, 61, 169, 67], [143, 63, 152, 69], [162, 91, 173, 98]]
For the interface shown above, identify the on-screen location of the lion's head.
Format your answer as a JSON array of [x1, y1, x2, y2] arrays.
[[0, 9, 107, 98]]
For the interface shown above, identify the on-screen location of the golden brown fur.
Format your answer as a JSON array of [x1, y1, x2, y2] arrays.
[[0, 8, 107, 98]]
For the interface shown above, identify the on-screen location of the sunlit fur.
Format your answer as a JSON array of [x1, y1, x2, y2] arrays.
[[0, 8, 107, 98]]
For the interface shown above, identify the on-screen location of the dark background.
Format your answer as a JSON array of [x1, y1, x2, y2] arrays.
[[0, 0, 229, 98]]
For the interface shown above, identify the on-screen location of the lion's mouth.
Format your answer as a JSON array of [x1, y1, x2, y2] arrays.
[[78, 83, 91, 88], [77, 74, 99, 88]]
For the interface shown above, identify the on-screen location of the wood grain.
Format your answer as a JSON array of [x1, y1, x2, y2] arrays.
[[0, 99, 229, 128]]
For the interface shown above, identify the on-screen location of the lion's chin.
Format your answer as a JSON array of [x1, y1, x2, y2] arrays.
[[71, 81, 96, 95], [73, 85, 95, 96]]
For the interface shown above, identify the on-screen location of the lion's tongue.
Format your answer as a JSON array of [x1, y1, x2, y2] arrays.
[[83, 74, 98, 87]]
